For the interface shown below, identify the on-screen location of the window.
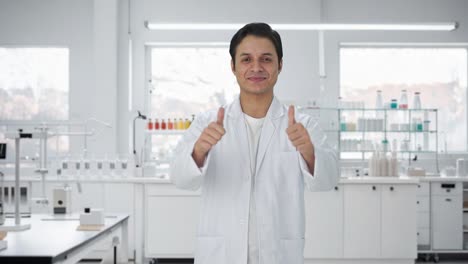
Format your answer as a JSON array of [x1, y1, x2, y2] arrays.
[[0, 47, 69, 120], [146, 45, 238, 164], [340, 47, 468, 152], [0, 47, 70, 162]]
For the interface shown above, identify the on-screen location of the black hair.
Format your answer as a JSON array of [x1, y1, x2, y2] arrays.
[[229, 22, 283, 67]]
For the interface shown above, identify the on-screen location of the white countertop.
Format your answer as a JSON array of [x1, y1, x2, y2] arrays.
[[4, 174, 468, 185]]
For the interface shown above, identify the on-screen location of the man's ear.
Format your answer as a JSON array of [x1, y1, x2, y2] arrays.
[[278, 59, 283, 73]]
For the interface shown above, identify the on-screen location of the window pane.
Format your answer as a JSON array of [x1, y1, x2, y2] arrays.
[[340, 48, 468, 152], [150, 47, 238, 118], [148, 47, 238, 166], [0, 47, 69, 120], [0, 47, 70, 164]]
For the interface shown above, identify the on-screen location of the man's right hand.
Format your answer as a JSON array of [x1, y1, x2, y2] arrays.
[[192, 107, 225, 167]]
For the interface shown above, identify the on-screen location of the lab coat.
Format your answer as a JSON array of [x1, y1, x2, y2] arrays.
[[170, 96, 339, 264]]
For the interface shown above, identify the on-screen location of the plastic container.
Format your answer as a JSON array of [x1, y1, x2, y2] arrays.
[[376, 90, 383, 109], [413, 92, 421, 109], [399, 90, 408, 109], [390, 99, 398, 109]]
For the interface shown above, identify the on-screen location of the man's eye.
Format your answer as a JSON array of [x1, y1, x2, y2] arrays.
[[263, 57, 272, 62], [242, 57, 251, 62]]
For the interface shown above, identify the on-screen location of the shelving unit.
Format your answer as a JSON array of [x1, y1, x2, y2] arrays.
[[299, 107, 439, 173]]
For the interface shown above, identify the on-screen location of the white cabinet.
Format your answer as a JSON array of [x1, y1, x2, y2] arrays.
[[343, 184, 417, 259], [344, 184, 381, 258], [416, 183, 430, 247], [381, 185, 417, 258], [431, 182, 463, 250], [304, 185, 343, 258], [144, 184, 200, 258]]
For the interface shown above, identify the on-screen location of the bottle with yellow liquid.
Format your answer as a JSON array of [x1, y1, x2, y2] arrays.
[[177, 118, 184, 130], [184, 118, 190, 129]]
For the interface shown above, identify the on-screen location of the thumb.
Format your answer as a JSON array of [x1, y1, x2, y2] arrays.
[[217, 107, 225, 126], [288, 105, 296, 127]]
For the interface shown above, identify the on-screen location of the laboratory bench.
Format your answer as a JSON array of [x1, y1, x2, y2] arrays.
[[1, 175, 468, 263], [0, 214, 129, 264]]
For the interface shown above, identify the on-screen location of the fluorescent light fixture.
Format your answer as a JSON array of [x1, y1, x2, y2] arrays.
[[145, 22, 457, 31]]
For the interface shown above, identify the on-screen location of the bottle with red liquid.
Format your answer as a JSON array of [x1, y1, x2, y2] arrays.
[[147, 118, 153, 130], [161, 119, 167, 130], [168, 119, 174, 130], [154, 118, 160, 130]]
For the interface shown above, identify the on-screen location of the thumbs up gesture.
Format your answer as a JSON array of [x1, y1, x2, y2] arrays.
[[192, 107, 226, 167], [286, 105, 315, 172]]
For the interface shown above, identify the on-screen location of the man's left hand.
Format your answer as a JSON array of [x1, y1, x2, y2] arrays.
[[286, 105, 315, 173]]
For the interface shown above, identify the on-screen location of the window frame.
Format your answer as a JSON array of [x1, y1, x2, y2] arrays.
[[0, 45, 72, 163], [338, 43, 468, 153]]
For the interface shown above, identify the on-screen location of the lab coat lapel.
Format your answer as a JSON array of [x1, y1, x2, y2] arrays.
[[228, 98, 251, 180], [255, 97, 283, 176]]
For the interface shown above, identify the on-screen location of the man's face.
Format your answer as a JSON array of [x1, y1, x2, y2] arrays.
[[231, 35, 282, 97]]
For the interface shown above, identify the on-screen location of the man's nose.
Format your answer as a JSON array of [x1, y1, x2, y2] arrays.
[[250, 60, 263, 72]]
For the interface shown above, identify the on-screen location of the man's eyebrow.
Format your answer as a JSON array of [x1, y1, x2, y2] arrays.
[[239, 52, 274, 56]]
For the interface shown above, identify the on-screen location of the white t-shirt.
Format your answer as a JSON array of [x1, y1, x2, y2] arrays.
[[243, 113, 265, 264]]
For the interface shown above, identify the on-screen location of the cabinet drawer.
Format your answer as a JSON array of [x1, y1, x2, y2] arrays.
[[417, 228, 430, 245], [416, 197, 429, 212], [417, 183, 430, 195], [431, 182, 462, 196], [417, 212, 430, 228]]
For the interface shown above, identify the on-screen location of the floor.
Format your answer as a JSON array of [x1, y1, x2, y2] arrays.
[[80, 259, 468, 264]]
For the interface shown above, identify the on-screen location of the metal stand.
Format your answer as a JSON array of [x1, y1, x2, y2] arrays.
[[0, 136, 31, 232]]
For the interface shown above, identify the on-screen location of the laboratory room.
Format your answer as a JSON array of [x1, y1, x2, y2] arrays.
[[1, 0, 468, 264]]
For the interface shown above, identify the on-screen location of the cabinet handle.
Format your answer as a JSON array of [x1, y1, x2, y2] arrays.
[[334, 186, 339, 191], [390, 186, 394, 191], [446, 198, 452, 202], [372, 186, 376, 191]]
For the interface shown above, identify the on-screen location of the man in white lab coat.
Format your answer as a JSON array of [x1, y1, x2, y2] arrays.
[[170, 22, 339, 264]]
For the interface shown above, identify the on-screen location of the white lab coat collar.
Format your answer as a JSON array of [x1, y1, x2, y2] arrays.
[[227, 95, 285, 121]]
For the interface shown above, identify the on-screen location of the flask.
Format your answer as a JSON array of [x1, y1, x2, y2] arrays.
[[376, 90, 383, 109], [161, 119, 167, 130], [399, 90, 408, 109], [184, 118, 190, 129], [413, 92, 421, 109]]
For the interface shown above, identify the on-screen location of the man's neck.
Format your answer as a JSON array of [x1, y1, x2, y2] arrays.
[[240, 93, 273, 118]]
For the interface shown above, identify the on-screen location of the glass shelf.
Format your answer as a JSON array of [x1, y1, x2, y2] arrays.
[[340, 150, 437, 153], [338, 108, 437, 112], [300, 107, 437, 112], [145, 130, 185, 135], [331, 130, 437, 133]]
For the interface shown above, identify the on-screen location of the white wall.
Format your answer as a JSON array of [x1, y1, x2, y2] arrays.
[[2, 0, 468, 158]]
